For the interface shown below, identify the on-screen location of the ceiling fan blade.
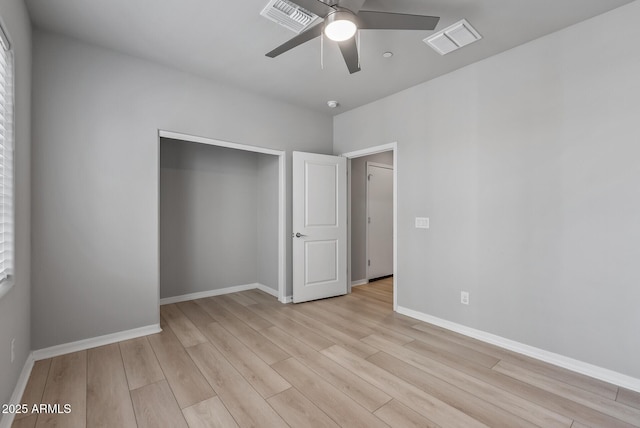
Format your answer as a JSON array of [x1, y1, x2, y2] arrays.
[[338, 38, 361, 74], [337, 0, 367, 14], [292, 0, 334, 18], [357, 11, 440, 31], [266, 24, 324, 58]]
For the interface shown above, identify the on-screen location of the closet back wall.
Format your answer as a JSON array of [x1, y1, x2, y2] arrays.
[[160, 138, 266, 299]]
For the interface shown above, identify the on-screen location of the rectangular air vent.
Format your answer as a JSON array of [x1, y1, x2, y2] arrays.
[[260, 0, 320, 34], [423, 19, 482, 55]]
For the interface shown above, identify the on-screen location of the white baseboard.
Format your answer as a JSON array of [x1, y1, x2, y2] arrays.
[[160, 283, 259, 305], [254, 282, 292, 304], [32, 324, 162, 361], [280, 295, 293, 304], [0, 353, 35, 428], [396, 306, 640, 393], [161, 282, 288, 305], [255, 283, 278, 298], [351, 279, 369, 287]]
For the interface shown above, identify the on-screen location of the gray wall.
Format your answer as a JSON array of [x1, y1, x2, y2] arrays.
[[257, 154, 280, 292], [31, 30, 332, 349], [334, 1, 640, 378], [350, 151, 393, 282], [0, 0, 31, 411], [160, 138, 280, 299]]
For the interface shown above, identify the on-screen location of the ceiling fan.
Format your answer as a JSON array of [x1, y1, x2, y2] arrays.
[[265, 0, 440, 74]]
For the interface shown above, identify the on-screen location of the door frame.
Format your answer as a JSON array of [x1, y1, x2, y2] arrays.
[[365, 161, 393, 281], [341, 142, 398, 311], [157, 130, 287, 304]]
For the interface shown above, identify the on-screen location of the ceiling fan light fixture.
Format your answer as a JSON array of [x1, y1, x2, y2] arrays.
[[324, 10, 357, 42]]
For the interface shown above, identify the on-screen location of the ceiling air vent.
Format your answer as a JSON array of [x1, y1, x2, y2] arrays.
[[260, 0, 320, 34], [423, 19, 481, 55]]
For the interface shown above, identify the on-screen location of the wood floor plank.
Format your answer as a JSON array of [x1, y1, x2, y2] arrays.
[[194, 298, 290, 365], [354, 290, 393, 304], [351, 286, 392, 304], [279, 306, 378, 358], [337, 294, 391, 316], [214, 294, 273, 331], [11, 414, 37, 428], [350, 292, 391, 306], [374, 399, 438, 428], [187, 342, 289, 428], [571, 421, 593, 428], [260, 325, 392, 412], [330, 300, 498, 372], [368, 350, 539, 427], [493, 360, 640, 426], [199, 322, 291, 398], [271, 357, 388, 428], [411, 321, 619, 399], [500, 352, 619, 400], [349, 293, 390, 307], [411, 320, 568, 367], [226, 292, 259, 306], [353, 284, 391, 299], [245, 303, 334, 351], [312, 299, 414, 345], [243, 289, 281, 307], [87, 344, 137, 427], [321, 344, 488, 428], [267, 387, 339, 428], [161, 304, 208, 347], [147, 324, 215, 409], [363, 333, 574, 427], [400, 330, 501, 371], [290, 301, 374, 340], [35, 351, 86, 428], [400, 339, 632, 428], [403, 326, 500, 369], [618, 388, 640, 411], [119, 337, 165, 391], [175, 300, 216, 331], [15, 359, 51, 420], [131, 380, 187, 428], [182, 396, 239, 428]]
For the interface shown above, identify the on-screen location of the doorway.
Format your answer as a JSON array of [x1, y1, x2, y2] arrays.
[[157, 130, 286, 304], [342, 143, 397, 310]]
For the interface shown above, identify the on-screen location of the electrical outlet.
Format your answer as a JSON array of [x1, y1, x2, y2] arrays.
[[11, 338, 15, 363], [461, 291, 469, 305]]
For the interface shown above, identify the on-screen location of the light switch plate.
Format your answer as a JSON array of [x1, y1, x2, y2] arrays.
[[415, 217, 429, 229]]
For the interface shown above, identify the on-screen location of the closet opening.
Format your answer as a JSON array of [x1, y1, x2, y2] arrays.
[[157, 130, 286, 306]]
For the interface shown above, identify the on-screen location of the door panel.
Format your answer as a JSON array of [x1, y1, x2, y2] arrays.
[[293, 152, 347, 303], [305, 240, 338, 284], [367, 163, 393, 279], [305, 162, 338, 226]]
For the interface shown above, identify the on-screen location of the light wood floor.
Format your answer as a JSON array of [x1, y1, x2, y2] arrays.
[[13, 277, 640, 427]]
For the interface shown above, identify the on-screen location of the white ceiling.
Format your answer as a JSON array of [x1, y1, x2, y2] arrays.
[[25, 0, 634, 114]]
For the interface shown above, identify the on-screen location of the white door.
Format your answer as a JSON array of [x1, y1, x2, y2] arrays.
[[292, 151, 347, 303], [366, 162, 393, 279]]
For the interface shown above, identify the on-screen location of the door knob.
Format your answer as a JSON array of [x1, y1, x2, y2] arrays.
[[294, 232, 307, 238]]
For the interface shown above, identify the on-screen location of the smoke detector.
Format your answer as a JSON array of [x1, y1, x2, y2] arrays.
[[260, 0, 320, 33], [423, 19, 481, 55]]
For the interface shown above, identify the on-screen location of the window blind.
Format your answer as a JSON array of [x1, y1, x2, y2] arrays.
[[0, 26, 13, 284]]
